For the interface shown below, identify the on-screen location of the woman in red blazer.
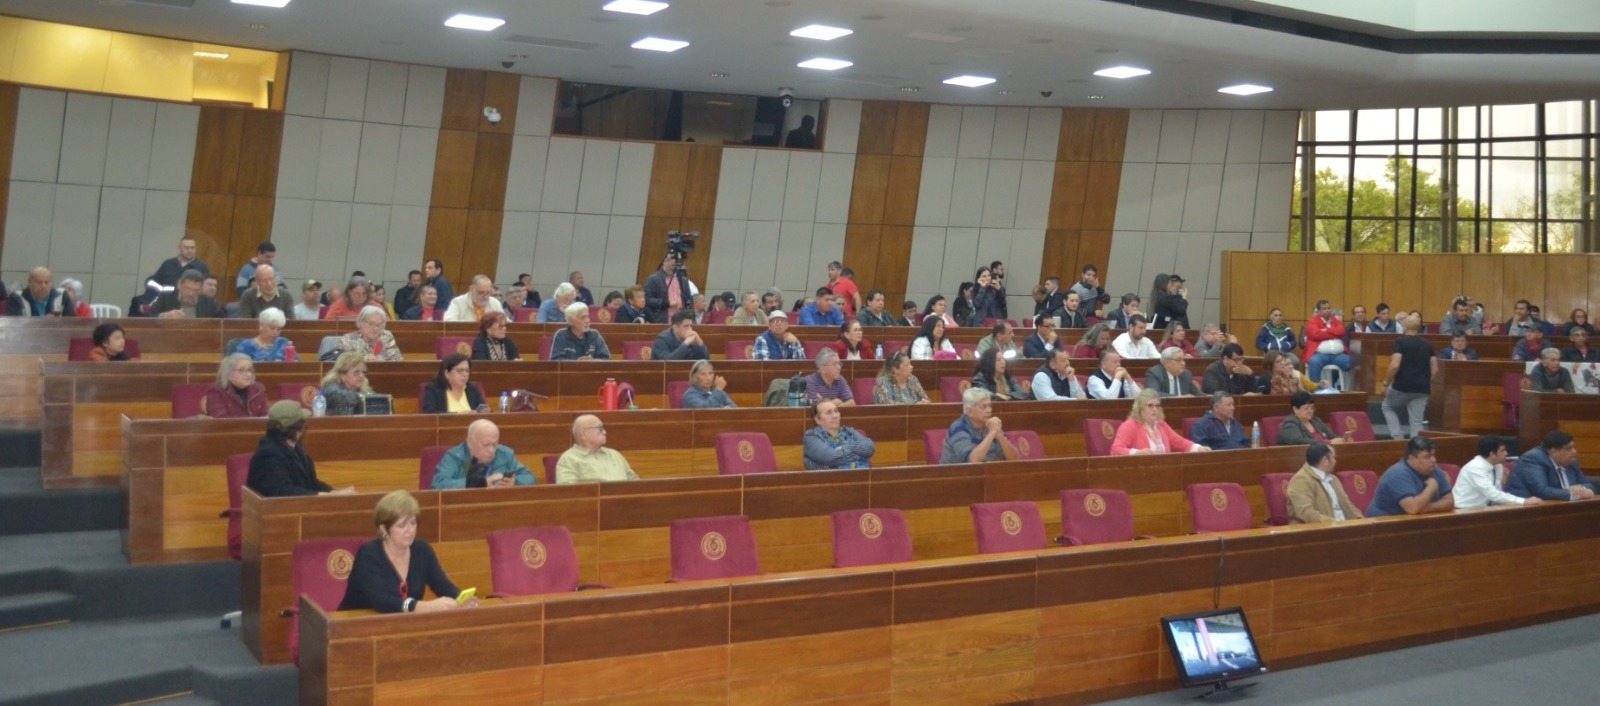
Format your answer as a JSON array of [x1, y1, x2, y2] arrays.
[[202, 354, 270, 419], [1110, 389, 1209, 455], [828, 320, 876, 361]]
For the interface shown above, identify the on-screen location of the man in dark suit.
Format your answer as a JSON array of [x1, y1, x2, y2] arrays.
[[149, 269, 225, 319], [1105, 293, 1143, 329], [642, 253, 694, 324], [1036, 276, 1066, 322], [1144, 348, 1202, 397], [1508, 431, 1596, 501]]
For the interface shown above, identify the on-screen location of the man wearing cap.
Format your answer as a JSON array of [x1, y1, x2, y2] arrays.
[[1153, 274, 1189, 329], [294, 280, 323, 321], [430, 419, 536, 489], [246, 401, 354, 497], [753, 309, 806, 360]]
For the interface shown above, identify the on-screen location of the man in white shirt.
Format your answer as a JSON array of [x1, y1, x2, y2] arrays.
[[1112, 315, 1160, 358], [1032, 347, 1086, 400], [293, 280, 323, 321], [442, 274, 507, 322], [1454, 436, 1542, 509], [1087, 349, 1139, 399], [1285, 441, 1365, 524]]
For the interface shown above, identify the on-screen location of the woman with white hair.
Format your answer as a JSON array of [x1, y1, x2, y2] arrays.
[[236, 309, 297, 361], [538, 282, 579, 323], [548, 301, 611, 360], [337, 305, 403, 361], [60, 278, 92, 317], [202, 353, 269, 418], [682, 359, 735, 408]]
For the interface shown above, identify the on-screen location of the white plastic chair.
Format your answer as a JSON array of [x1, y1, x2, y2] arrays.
[[89, 304, 122, 318], [1321, 364, 1349, 392]]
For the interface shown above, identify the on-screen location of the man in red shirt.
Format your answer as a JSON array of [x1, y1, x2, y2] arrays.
[[824, 261, 860, 317], [1304, 299, 1350, 385]]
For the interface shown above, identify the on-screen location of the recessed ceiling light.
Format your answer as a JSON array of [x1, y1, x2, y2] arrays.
[[1218, 83, 1273, 96], [631, 36, 689, 52], [231, 0, 291, 7], [603, 0, 668, 16], [791, 24, 852, 40], [444, 13, 505, 31], [193, 51, 231, 60], [797, 58, 852, 71], [1094, 65, 1150, 79], [943, 75, 996, 88]]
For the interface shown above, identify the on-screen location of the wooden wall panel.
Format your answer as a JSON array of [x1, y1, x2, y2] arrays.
[[1419, 254, 1463, 316], [1381, 254, 1424, 316], [1343, 254, 1386, 317], [423, 70, 519, 285], [184, 105, 285, 302], [1081, 162, 1121, 232], [891, 102, 929, 157], [1302, 256, 1345, 316], [1542, 255, 1589, 324], [839, 100, 928, 309], [1501, 256, 1546, 321], [1461, 255, 1507, 323], [856, 101, 899, 156], [1089, 109, 1130, 164], [846, 154, 891, 226], [0, 83, 18, 266], [1057, 109, 1095, 163], [1043, 109, 1127, 287]]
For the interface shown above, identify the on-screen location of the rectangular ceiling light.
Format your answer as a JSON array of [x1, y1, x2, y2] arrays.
[[193, 51, 231, 60], [1218, 83, 1273, 96], [603, 0, 669, 15], [790, 24, 852, 41], [230, 0, 292, 7], [444, 13, 506, 31], [943, 75, 996, 88], [797, 58, 852, 71], [1093, 65, 1151, 79], [631, 36, 689, 52]]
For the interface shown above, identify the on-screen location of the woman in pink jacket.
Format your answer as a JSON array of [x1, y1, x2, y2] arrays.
[[1110, 389, 1210, 455]]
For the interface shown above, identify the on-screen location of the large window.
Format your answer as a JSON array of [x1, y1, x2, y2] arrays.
[[1291, 100, 1597, 253]]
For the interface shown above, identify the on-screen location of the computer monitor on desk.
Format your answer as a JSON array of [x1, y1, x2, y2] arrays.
[[1160, 606, 1266, 697]]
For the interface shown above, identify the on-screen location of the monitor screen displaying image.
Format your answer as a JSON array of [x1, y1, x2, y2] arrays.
[[1160, 607, 1267, 687]]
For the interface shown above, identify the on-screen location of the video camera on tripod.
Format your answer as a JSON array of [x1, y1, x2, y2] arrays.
[[666, 230, 700, 270]]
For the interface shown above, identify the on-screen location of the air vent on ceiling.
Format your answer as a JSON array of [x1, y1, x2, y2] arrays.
[[503, 35, 600, 51], [907, 31, 965, 43], [123, 0, 197, 8]]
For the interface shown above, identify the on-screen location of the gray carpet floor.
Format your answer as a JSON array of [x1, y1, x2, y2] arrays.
[[1104, 613, 1600, 705]]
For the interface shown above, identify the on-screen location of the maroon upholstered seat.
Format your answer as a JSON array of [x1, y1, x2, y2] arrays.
[[485, 526, 599, 597], [542, 455, 559, 485], [171, 383, 210, 419], [419, 445, 450, 490], [68, 337, 141, 361], [667, 380, 690, 409], [590, 306, 617, 324], [1336, 470, 1379, 513], [702, 309, 732, 325], [1259, 415, 1289, 447], [1187, 482, 1252, 533], [622, 340, 653, 360], [713, 432, 778, 475], [1006, 430, 1046, 460], [277, 382, 320, 410], [938, 376, 970, 404], [922, 429, 947, 465], [724, 339, 754, 360], [830, 508, 913, 568], [1328, 411, 1375, 442], [851, 377, 876, 405], [286, 536, 366, 664], [970, 501, 1048, 555], [433, 336, 474, 360], [1059, 489, 1150, 546], [1082, 418, 1121, 457], [669, 515, 760, 581], [1438, 463, 1461, 486], [1260, 472, 1294, 526]]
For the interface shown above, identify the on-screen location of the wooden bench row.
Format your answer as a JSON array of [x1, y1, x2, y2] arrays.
[[126, 393, 1370, 566], [51, 356, 1243, 488], [297, 485, 1600, 704], [239, 431, 1469, 664]]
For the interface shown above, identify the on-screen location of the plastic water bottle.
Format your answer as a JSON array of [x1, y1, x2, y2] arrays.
[[312, 391, 326, 418], [875, 343, 884, 359], [499, 391, 510, 413], [1250, 421, 1260, 449]]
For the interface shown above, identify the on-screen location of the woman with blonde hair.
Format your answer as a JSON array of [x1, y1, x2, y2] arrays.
[[1109, 388, 1208, 455], [319, 351, 372, 416], [873, 351, 929, 404], [338, 490, 477, 614], [337, 305, 403, 361]]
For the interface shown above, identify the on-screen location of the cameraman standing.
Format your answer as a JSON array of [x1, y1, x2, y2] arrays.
[[643, 251, 696, 324]]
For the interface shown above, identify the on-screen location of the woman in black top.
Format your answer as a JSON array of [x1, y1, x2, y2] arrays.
[[971, 347, 1029, 401], [338, 490, 477, 614], [247, 401, 354, 497], [1151, 273, 1189, 329], [968, 268, 1004, 326], [470, 311, 520, 361], [953, 282, 977, 326], [421, 353, 489, 413]]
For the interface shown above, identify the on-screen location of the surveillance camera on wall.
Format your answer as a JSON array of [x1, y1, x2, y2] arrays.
[[1040, 90, 1053, 98], [501, 60, 516, 69], [483, 107, 502, 124], [778, 87, 794, 109]]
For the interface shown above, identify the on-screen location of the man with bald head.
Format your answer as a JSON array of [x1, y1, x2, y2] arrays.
[[6, 267, 78, 317], [430, 419, 535, 489], [237, 264, 295, 320], [443, 274, 506, 322], [556, 414, 640, 484]]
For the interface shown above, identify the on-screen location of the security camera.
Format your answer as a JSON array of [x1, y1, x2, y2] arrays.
[[483, 107, 502, 125], [778, 87, 794, 109], [501, 60, 516, 69], [1040, 90, 1053, 98]]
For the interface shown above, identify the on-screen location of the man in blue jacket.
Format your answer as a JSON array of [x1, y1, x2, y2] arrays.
[[1508, 431, 1595, 501], [798, 286, 845, 327], [431, 420, 536, 489]]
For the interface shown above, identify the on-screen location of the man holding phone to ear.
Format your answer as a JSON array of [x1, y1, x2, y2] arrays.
[[430, 419, 536, 489]]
